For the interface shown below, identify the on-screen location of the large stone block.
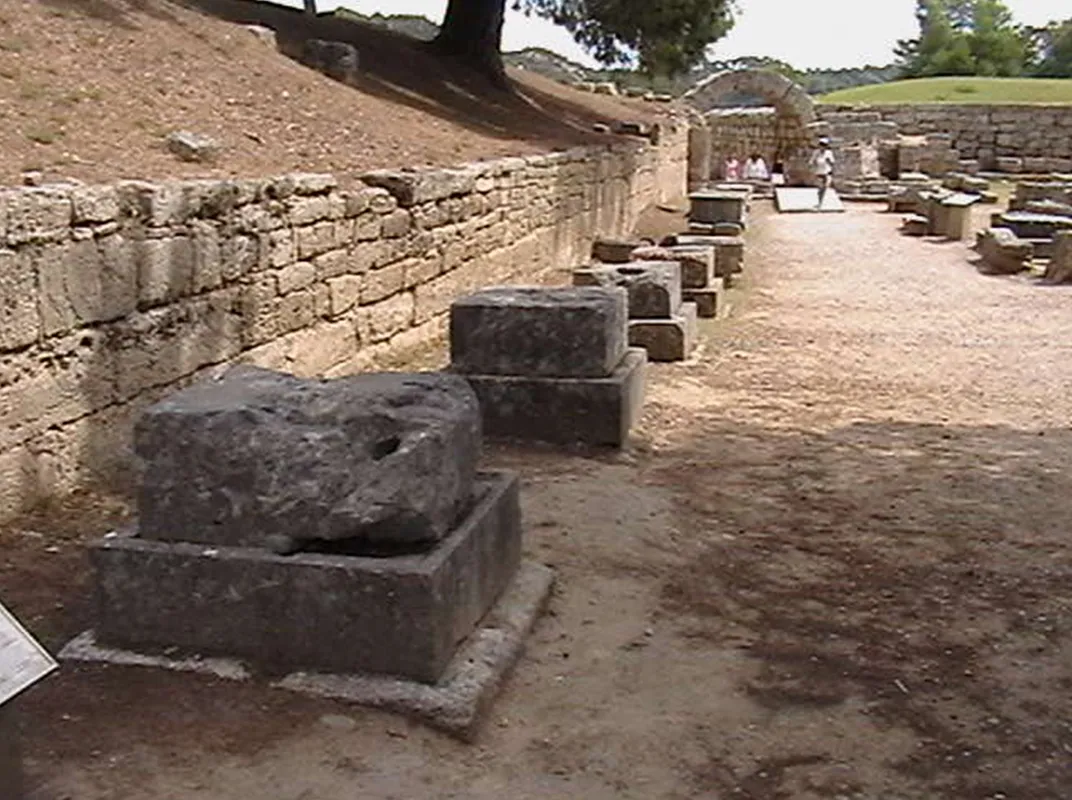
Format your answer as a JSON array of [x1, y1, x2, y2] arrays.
[[135, 366, 481, 553], [91, 471, 521, 684], [665, 235, 744, 277], [979, 228, 1033, 275], [571, 261, 681, 319], [683, 281, 726, 319], [450, 287, 627, 379], [628, 302, 698, 362], [460, 348, 646, 448]]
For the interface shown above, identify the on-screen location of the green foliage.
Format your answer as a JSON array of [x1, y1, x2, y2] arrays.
[[515, 0, 736, 77], [896, 0, 1035, 78], [1030, 19, 1072, 77]]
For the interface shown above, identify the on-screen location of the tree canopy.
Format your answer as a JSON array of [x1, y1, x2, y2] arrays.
[[433, 0, 735, 85]]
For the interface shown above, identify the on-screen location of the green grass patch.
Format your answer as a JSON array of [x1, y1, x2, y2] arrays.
[[819, 77, 1072, 105]]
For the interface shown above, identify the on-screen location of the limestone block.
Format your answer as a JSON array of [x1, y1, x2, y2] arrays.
[[0, 249, 40, 350], [572, 261, 681, 319], [5, 187, 72, 245], [72, 186, 120, 225], [450, 286, 628, 379], [591, 237, 642, 264], [362, 168, 478, 207], [37, 237, 138, 334], [979, 228, 1033, 274], [628, 302, 698, 362], [631, 245, 714, 289], [135, 366, 482, 553], [358, 290, 415, 344]]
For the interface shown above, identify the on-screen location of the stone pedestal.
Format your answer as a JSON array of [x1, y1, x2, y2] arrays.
[[664, 235, 744, 278], [0, 705, 23, 800], [91, 471, 521, 684], [683, 280, 726, 318], [571, 262, 682, 319], [689, 190, 747, 227], [450, 287, 646, 447], [629, 303, 698, 362]]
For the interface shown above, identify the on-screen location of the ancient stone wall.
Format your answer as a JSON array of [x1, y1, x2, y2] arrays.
[[820, 104, 1072, 172], [0, 126, 687, 520], [705, 108, 812, 179]]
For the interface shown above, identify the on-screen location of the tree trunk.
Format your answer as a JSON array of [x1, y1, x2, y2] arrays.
[[434, 0, 509, 87], [303, 0, 317, 15]]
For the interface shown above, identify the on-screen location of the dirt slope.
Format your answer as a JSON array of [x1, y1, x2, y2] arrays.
[[0, 0, 664, 187]]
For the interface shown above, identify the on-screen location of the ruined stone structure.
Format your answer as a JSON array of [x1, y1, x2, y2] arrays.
[[684, 70, 818, 186], [66, 366, 554, 739], [449, 287, 647, 447], [0, 129, 688, 523], [822, 104, 1072, 173]]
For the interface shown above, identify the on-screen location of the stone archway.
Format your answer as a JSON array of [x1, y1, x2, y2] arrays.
[[683, 70, 819, 185]]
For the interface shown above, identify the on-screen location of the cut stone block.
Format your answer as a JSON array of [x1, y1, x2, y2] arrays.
[[135, 367, 481, 553], [571, 261, 682, 319], [459, 348, 647, 448], [91, 471, 522, 685], [450, 287, 627, 379], [979, 228, 1034, 275], [631, 245, 714, 289], [591, 238, 643, 264], [689, 190, 747, 226], [629, 303, 698, 362], [63, 560, 555, 743], [683, 281, 725, 319], [995, 211, 1072, 241]]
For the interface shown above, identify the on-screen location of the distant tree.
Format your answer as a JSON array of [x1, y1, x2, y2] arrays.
[[1031, 19, 1072, 77], [897, 0, 1027, 77], [433, 0, 735, 86]]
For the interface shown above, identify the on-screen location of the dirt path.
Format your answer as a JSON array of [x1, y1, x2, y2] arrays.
[[13, 201, 1072, 799]]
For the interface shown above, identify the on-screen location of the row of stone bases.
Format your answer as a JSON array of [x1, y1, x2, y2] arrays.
[[59, 195, 750, 740]]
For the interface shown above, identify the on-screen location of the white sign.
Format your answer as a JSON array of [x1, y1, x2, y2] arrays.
[[0, 601, 58, 706]]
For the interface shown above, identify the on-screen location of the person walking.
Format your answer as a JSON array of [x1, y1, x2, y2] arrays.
[[810, 137, 836, 208]]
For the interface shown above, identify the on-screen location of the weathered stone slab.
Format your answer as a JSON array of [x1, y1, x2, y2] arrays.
[[683, 282, 725, 319], [689, 190, 747, 226], [450, 287, 627, 379], [135, 366, 481, 552], [90, 471, 521, 685], [631, 245, 714, 289], [979, 228, 1033, 275], [995, 211, 1072, 241], [571, 261, 682, 319], [628, 303, 698, 362], [460, 348, 646, 448]]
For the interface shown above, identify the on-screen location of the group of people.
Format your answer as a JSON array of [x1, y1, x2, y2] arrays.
[[721, 137, 836, 205]]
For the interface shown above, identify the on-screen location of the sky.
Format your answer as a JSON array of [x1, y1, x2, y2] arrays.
[[304, 0, 1071, 70]]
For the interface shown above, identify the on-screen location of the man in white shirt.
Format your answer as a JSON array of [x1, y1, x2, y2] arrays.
[[810, 137, 835, 208]]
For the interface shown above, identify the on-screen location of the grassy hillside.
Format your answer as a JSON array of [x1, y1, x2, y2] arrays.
[[820, 77, 1072, 105]]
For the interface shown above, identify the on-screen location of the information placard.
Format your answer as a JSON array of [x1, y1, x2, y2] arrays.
[[0, 601, 58, 706]]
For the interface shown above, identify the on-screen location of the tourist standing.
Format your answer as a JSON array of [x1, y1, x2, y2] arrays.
[[743, 152, 770, 182], [723, 155, 741, 181]]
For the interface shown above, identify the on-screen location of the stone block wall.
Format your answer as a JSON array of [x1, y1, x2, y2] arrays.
[[705, 108, 812, 178], [820, 104, 1072, 172], [0, 126, 687, 521]]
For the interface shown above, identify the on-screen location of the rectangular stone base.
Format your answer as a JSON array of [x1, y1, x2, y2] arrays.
[[61, 561, 554, 743], [89, 471, 522, 685], [457, 348, 646, 448], [628, 303, 698, 362], [683, 281, 725, 319]]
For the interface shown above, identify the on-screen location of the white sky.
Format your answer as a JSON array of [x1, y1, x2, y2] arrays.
[[307, 0, 1072, 69]]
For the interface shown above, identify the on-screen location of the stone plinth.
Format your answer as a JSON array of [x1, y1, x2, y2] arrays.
[[683, 281, 726, 319], [136, 367, 482, 554], [450, 287, 627, 379], [689, 190, 748, 227], [461, 349, 646, 447], [629, 303, 698, 362], [571, 261, 682, 319], [665, 235, 744, 278], [994, 211, 1072, 241], [92, 471, 522, 685]]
